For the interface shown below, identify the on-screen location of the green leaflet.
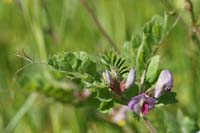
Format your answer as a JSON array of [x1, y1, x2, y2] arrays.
[[136, 33, 149, 72], [95, 88, 114, 113], [48, 51, 98, 81], [100, 51, 129, 76], [146, 55, 160, 83], [123, 14, 168, 75], [157, 92, 178, 105], [98, 99, 114, 113], [95, 87, 113, 102]]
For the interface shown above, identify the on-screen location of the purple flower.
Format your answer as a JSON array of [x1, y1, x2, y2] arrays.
[[102, 68, 136, 95], [124, 68, 136, 89], [128, 93, 156, 115], [154, 70, 173, 98]]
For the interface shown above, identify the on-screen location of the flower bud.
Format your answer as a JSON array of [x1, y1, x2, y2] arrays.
[[110, 69, 121, 81], [154, 70, 173, 98], [125, 68, 136, 89], [102, 70, 112, 86]]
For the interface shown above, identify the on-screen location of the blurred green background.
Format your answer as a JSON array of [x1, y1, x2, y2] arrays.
[[1, 0, 200, 132]]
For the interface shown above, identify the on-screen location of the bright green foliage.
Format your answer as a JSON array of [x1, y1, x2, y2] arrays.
[[100, 51, 129, 75], [48, 51, 128, 112], [98, 99, 114, 113], [96, 88, 114, 102], [48, 51, 98, 82], [95, 88, 115, 113], [2, 0, 200, 132], [46, 15, 177, 114], [146, 55, 160, 83], [157, 92, 178, 105], [123, 15, 168, 75]]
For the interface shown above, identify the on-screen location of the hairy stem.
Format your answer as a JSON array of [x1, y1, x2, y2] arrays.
[[160, 0, 188, 28], [142, 117, 157, 133], [80, 0, 119, 53]]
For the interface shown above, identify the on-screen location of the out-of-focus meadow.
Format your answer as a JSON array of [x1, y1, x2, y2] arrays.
[[1, 0, 200, 132]]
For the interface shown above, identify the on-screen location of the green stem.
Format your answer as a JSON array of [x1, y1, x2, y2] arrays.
[[80, 0, 119, 53], [18, 0, 47, 61], [185, 0, 196, 25], [160, 0, 188, 27], [142, 117, 157, 133]]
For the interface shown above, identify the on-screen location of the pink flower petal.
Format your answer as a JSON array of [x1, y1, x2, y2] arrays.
[[142, 102, 149, 115]]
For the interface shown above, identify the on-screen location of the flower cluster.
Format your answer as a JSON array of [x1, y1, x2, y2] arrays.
[[103, 69, 173, 116], [102, 68, 136, 95], [128, 70, 173, 116]]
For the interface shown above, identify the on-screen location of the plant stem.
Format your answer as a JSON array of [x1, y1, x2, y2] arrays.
[[160, 0, 188, 28], [184, 0, 200, 48], [185, 0, 196, 25], [80, 0, 119, 53], [41, 0, 58, 44], [142, 117, 157, 133], [160, 0, 200, 48]]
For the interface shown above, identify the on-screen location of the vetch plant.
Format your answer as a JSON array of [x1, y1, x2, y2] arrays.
[[21, 13, 179, 132], [4, 0, 200, 132], [47, 14, 178, 132]]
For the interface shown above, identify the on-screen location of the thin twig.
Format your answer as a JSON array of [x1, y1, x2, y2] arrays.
[[160, 0, 188, 28], [154, 9, 183, 54], [142, 117, 157, 133], [80, 0, 119, 53], [10, 48, 48, 100], [16, 48, 33, 63], [41, 0, 58, 44], [184, 0, 200, 48], [185, 0, 196, 25], [160, 0, 200, 48]]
